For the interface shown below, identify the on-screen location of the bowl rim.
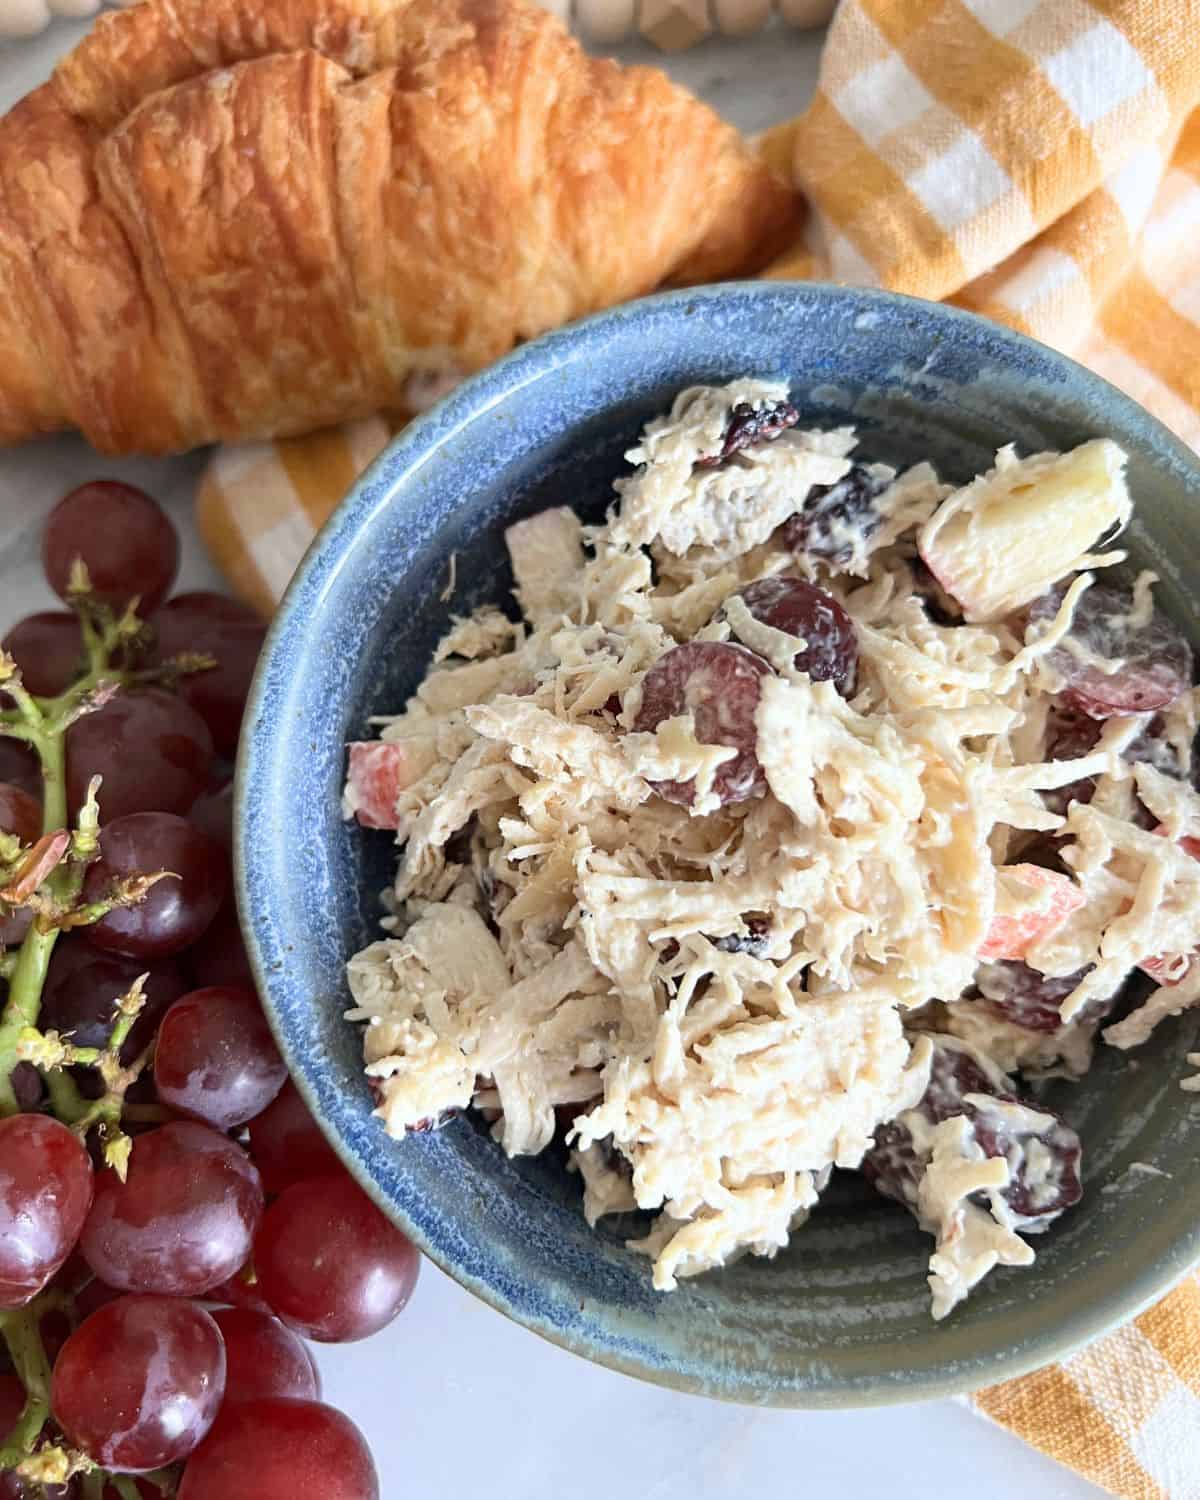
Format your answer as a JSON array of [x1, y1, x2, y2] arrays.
[[236, 279, 1200, 1407]]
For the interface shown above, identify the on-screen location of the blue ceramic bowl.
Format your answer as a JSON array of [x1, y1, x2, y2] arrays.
[[237, 282, 1200, 1406]]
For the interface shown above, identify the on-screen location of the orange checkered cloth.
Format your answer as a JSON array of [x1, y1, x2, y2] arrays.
[[197, 4, 1200, 1493]]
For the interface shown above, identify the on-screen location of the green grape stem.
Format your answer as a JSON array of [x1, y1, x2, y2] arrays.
[[40, 1063, 90, 1124], [0, 589, 198, 1497], [0, 675, 90, 1113], [0, 616, 147, 1105], [0, 1302, 53, 1468]]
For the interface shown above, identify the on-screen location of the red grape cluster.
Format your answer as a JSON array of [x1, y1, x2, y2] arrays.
[[0, 483, 412, 1500]]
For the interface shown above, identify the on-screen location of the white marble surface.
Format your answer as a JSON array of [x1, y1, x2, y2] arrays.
[[0, 21, 1106, 1499]]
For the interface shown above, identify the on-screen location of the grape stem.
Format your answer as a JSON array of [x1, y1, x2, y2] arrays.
[[0, 720, 75, 1114], [64, 985, 154, 1180], [0, 589, 194, 1498], [0, 1303, 52, 1468], [71, 1036, 153, 1140]]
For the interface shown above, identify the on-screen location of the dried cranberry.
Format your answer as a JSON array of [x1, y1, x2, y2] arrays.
[[1027, 582, 1192, 719], [865, 1038, 1082, 1226], [695, 401, 800, 468], [632, 641, 773, 808], [781, 464, 891, 566], [727, 577, 858, 696]]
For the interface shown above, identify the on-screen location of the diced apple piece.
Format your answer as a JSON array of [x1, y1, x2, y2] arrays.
[[918, 440, 1130, 623], [505, 507, 585, 626], [343, 741, 429, 829], [1138, 952, 1192, 986], [980, 864, 1086, 961]]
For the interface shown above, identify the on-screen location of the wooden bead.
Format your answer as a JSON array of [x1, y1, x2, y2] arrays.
[[713, 0, 771, 34], [576, 0, 638, 42], [639, 0, 712, 51], [777, 0, 836, 27]]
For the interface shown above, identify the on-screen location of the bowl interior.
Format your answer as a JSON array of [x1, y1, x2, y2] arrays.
[[238, 283, 1200, 1406]]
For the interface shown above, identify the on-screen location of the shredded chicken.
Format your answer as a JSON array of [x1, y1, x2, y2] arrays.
[[344, 379, 1199, 1315]]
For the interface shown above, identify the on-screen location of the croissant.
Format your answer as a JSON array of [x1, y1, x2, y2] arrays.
[[0, 0, 796, 455]]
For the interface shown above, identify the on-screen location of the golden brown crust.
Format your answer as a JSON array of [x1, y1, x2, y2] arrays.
[[0, 0, 796, 454]]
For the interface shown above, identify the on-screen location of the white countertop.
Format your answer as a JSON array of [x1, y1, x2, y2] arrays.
[[0, 21, 1105, 1499]]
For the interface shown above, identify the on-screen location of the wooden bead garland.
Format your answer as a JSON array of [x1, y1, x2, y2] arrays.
[[1, 0, 833, 50], [558, 0, 835, 49]]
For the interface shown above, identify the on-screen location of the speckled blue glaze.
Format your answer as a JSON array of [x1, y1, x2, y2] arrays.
[[236, 283, 1200, 1407]]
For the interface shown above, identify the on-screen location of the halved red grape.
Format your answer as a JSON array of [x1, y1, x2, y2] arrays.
[[781, 463, 891, 565], [43, 482, 178, 616], [254, 1174, 419, 1343], [179, 1398, 378, 1500], [246, 1081, 342, 1194], [631, 641, 773, 807], [865, 1037, 1081, 1224], [151, 593, 266, 757], [3, 612, 82, 698], [82, 813, 227, 959], [1045, 709, 1186, 823], [1028, 582, 1193, 718], [80, 1122, 264, 1297], [727, 576, 857, 695], [67, 688, 214, 823], [154, 986, 286, 1131], [0, 1115, 93, 1307], [40, 948, 186, 1061], [186, 901, 254, 990], [974, 961, 1104, 1033], [51, 1295, 224, 1472], [211, 1309, 320, 1405]]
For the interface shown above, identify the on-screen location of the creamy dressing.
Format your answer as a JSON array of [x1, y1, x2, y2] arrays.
[[343, 380, 1200, 1316]]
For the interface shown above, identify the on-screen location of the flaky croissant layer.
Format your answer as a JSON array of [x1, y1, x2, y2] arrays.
[[0, 0, 796, 455]]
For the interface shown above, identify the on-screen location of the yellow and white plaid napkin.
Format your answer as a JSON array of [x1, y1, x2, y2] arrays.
[[197, 3, 1200, 1492]]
